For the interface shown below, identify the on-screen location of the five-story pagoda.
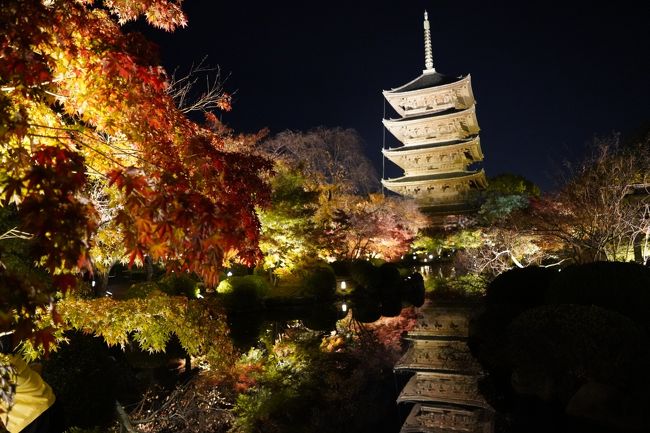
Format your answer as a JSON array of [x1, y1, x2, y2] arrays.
[[381, 11, 487, 214]]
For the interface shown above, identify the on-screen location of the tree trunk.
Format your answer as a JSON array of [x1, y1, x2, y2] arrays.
[[95, 269, 110, 296], [101, 272, 109, 292], [633, 233, 644, 264], [145, 255, 154, 281]]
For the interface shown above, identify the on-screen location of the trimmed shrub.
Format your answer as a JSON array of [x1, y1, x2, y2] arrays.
[[380, 297, 402, 317], [348, 260, 381, 295], [546, 261, 650, 330], [223, 263, 252, 277], [158, 273, 202, 298], [352, 299, 381, 323], [122, 281, 160, 299], [43, 332, 123, 429], [471, 268, 551, 377], [426, 274, 486, 301], [446, 274, 487, 296], [329, 260, 350, 277], [486, 266, 555, 307], [507, 304, 648, 403], [122, 273, 202, 299], [227, 311, 265, 351], [217, 275, 270, 310], [403, 272, 425, 307], [376, 263, 402, 298], [300, 265, 336, 300], [303, 305, 339, 331]]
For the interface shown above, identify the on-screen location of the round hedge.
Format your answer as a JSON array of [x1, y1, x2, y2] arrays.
[[217, 275, 270, 310], [303, 305, 339, 331], [486, 266, 556, 307], [507, 304, 648, 403], [301, 265, 336, 300], [43, 332, 123, 429], [376, 263, 402, 298], [352, 299, 381, 323], [380, 297, 402, 317], [546, 261, 650, 330], [403, 272, 425, 307], [348, 260, 381, 295]]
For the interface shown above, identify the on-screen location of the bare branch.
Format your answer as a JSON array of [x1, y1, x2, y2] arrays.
[[0, 228, 33, 241], [167, 57, 232, 114]]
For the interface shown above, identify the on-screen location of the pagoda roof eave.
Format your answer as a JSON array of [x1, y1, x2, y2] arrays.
[[419, 202, 482, 215], [382, 170, 486, 187], [383, 104, 476, 126], [383, 136, 480, 154], [383, 71, 469, 94]]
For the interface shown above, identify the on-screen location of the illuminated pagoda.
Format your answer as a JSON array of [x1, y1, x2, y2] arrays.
[[381, 11, 487, 214]]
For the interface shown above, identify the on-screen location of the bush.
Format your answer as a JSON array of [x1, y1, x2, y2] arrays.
[[302, 304, 339, 331], [122, 273, 202, 299], [402, 272, 425, 307], [428, 274, 486, 301], [330, 261, 405, 299], [300, 265, 336, 300], [486, 266, 555, 307], [43, 333, 124, 429], [379, 296, 402, 317], [376, 263, 402, 298], [352, 299, 381, 323], [217, 275, 270, 310], [232, 324, 400, 433], [546, 261, 650, 330], [329, 260, 350, 277], [157, 273, 202, 298], [470, 267, 548, 374], [507, 304, 648, 403], [347, 260, 381, 295], [121, 281, 160, 299]]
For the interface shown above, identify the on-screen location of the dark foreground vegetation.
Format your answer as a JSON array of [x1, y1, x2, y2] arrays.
[[470, 262, 650, 433]]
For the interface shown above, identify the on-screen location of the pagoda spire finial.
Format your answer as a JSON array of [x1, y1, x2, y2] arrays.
[[423, 10, 435, 72]]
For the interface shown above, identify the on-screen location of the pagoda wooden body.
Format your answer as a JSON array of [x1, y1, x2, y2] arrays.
[[381, 17, 487, 213]]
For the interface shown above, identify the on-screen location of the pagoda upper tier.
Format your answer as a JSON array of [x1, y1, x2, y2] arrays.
[[382, 170, 487, 208], [382, 135, 483, 177], [383, 104, 479, 146], [383, 73, 475, 118]]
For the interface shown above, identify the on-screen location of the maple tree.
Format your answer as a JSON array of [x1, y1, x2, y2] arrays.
[[0, 0, 272, 343], [257, 164, 320, 282], [317, 193, 428, 261]]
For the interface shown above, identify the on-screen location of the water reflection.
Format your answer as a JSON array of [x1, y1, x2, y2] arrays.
[[227, 284, 425, 350]]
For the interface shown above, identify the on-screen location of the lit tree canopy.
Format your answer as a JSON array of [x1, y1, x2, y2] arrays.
[[0, 0, 272, 337], [260, 127, 380, 196], [258, 128, 427, 266], [257, 164, 320, 279], [531, 134, 650, 262], [485, 173, 540, 197], [317, 193, 428, 262]]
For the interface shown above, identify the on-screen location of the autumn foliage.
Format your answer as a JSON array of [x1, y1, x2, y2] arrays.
[[257, 128, 428, 275], [0, 0, 272, 339]]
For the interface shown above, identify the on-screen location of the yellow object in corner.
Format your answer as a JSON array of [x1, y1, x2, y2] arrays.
[[1, 355, 55, 433]]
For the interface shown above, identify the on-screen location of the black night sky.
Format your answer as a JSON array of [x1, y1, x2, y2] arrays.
[[143, 0, 650, 191]]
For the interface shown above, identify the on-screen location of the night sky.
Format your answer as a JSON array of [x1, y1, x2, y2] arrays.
[[143, 0, 650, 191]]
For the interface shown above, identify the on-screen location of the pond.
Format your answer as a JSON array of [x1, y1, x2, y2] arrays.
[[227, 293, 424, 350]]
